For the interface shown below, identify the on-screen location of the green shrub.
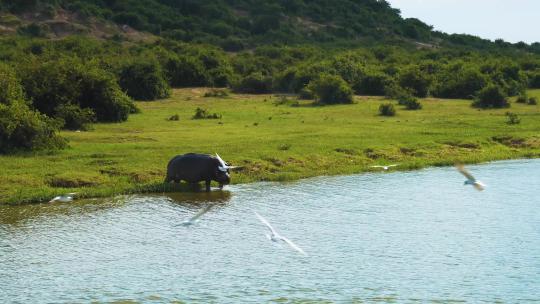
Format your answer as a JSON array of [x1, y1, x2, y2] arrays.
[[529, 97, 538, 105], [307, 74, 353, 104], [354, 72, 391, 96], [0, 101, 66, 154], [17, 23, 48, 37], [298, 88, 314, 100], [204, 88, 229, 98], [397, 94, 416, 106], [384, 82, 414, 99], [19, 58, 135, 124], [516, 94, 528, 103], [505, 112, 520, 125], [233, 72, 272, 94], [274, 95, 299, 107], [433, 67, 487, 99], [0, 63, 25, 105], [472, 84, 510, 109], [401, 97, 423, 110], [54, 104, 96, 131], [529, 73, 540, 88], [168, 114, 180, 121], [119, 59, 171, 101], [398, 66, 432, 98], [192, 107, 221, 119], [379, 103, 396, 116], [165, 56, 209, 87]]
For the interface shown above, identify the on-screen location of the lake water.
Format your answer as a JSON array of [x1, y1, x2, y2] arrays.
[[1, 160, 539, 303]]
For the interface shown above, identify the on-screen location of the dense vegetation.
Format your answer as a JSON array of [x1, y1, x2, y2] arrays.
[[0, 0, 540, 154], [1, 88, 539, 204]]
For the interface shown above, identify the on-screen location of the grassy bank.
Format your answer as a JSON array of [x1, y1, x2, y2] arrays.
[[1, 89, 539, 205]]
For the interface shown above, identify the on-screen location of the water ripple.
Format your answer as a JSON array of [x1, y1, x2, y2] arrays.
[[1, 159, 539, 303]]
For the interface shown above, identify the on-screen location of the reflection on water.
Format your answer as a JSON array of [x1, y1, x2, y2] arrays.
[[164, 190, 232, 204], [1, 159, 540, 303]]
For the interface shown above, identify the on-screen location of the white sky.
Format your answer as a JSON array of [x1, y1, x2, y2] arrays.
[[386, 0, 540, 44]]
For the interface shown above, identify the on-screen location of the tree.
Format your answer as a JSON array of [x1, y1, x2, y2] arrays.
[[398, 66, 432, 98], [0, 100, 66, 154], [308, 74, 353, 104], [119, 59, 171, 101], [0, 63, 25, 105], [472, 84, 510, 108]]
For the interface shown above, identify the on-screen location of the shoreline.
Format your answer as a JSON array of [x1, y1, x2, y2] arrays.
[[2, 154, 538, 206], [1, 88, 539, 206]]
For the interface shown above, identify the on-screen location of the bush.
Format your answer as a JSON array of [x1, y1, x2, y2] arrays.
[[298, 88, 314, 100], [119, 59, 171, 101], [54, 104, 96, 131], [379, 103, 396, 116], [0, 63, 25, 105], [192, 107, 221, 119], [307, 74, 353, 104], [17, 23, 48, 37], [529, 97, 538, 105], [401, 96, 423, 110], [0, 101, 66, 153], [168, 114, 180, 121], [384, 81, 413, 99], [472, 84, 510, 108], [516, 94, 528, 104], [505, 112, 520, 125], [398, 66, 432, 98], [354, 72, 391, 96], [233, 72, 272, 94], [397, 94, 416, 106], [165, 56, 209, 87], [433, 67, 487, 99], [204, 88, 229, 98], [529, 73, 540, 88], [19, 59, 135, 124]]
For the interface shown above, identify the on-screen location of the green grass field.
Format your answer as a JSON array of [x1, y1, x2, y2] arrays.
[[1, 89, 539, 204]]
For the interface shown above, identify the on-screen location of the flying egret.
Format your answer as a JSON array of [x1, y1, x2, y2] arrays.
[[49, 193, 77, 203], [456, 164, 485, 191], [371, 164, 398, 171], [180, 204, 214, 226], [254, 211, 306, 256]]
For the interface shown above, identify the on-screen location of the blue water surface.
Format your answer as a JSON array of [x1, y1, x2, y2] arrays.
[[1, 160, 539, 303]]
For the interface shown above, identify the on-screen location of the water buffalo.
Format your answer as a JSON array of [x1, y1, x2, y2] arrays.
[[164, 153, 235, 191]]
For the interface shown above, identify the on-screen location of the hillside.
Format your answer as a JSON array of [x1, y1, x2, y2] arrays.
[[1, 0, 539, 53]]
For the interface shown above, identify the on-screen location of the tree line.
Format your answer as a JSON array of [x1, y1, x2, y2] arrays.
[[1, 36, 540, 153]]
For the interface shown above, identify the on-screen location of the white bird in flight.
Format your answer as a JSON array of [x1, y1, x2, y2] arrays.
[[254, 211, 306, 256], [180, 204, 214, 226], [456, 164, 485, 191], [371, 164, 398, 171], [49, 193, 77, 203]]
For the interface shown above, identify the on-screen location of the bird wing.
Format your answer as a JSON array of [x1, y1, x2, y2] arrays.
[[254, 211, 277, 235], [456, 165, 475, 181], [280, 236, 307, 256], [387, 164, 398, 167], [371, 166, 383, 168], [473, 182, 485, 191], [189, 204, 214, 222], [49, 196, 61, 203]]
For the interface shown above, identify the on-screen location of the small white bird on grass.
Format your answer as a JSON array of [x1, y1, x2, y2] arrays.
[[180, 204, 214, 226], [456, 164, 486, 191], [371, 164, 398, 171], [49, 193, 77, 203], [254, 211, 306, 256]]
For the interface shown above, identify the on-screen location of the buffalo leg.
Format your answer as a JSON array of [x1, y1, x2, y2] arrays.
[[205, 180, 211, 192]]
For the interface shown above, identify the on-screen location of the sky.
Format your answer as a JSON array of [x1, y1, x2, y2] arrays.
[[386, 0, 540, 44]]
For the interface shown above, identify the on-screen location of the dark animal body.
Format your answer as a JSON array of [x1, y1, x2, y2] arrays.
[[165, 153, 230, 191]]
